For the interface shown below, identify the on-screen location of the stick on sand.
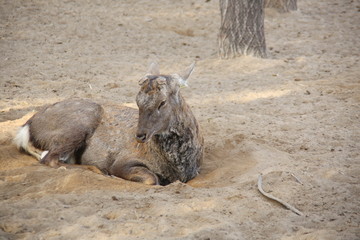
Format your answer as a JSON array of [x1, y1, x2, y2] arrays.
[[258, 174, 304, 216]]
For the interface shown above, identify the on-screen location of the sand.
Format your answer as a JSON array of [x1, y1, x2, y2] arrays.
[[0, 0, 359, 239]]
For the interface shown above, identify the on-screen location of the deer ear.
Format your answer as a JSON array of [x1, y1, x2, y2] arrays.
[[147, 62, 160, 76], [179, 62, 195, 82], [138, 76, 148, 86]]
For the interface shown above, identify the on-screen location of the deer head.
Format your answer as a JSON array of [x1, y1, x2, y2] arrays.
[[135, 62, 195, 143]]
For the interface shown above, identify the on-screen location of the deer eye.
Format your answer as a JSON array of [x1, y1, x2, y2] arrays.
[[158, 101, 166, 110]]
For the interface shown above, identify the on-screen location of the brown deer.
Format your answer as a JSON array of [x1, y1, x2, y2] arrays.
[[14, 63, 204, 185]]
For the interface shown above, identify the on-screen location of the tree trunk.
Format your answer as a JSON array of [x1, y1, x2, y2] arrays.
[[218, 0, 266, 59], [264, 0, 297, 12]]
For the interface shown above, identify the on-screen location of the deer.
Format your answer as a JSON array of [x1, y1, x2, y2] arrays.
[[14, 63, 204, 185]]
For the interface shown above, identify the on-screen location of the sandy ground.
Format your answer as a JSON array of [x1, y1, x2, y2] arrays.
[[0, 0, 359, 239]]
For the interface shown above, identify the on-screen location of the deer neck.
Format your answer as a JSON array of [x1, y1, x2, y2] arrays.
[[152, 100, 203, 182]]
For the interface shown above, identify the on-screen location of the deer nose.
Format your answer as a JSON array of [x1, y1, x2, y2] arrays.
[[136, 133, 147, 143]]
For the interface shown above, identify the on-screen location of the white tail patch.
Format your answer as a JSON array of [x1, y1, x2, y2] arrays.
[[14, 124, 42, 160], [14, 125, 30, 151]]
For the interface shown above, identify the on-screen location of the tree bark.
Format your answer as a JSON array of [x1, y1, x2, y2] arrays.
[[218, 0, 266, 59], [264, 0, 297, 12]]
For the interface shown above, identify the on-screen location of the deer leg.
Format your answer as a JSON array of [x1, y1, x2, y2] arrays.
[[109, 160, 159, 185], [40, 151, 60, 168], [40, 150, 103, 174], [57, 162, 104, 175]]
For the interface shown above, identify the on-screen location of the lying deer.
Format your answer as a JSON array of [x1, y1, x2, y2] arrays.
[[14, 63, 204, 185]]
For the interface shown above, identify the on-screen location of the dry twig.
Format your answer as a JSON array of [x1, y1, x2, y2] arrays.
[[257, 174, 304, 216], [290, 172, 303, 185]]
